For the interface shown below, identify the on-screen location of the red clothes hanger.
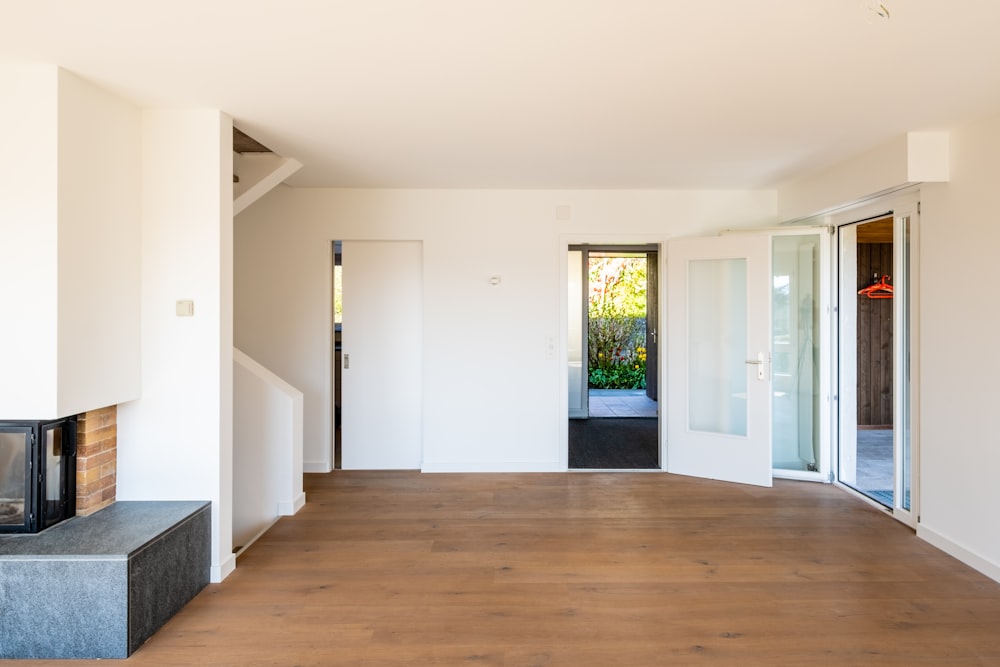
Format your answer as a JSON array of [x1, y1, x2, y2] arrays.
[[859, 274, 893, 299]]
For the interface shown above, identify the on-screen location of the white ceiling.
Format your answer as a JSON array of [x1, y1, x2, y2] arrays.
[[4, 1, 1000, 189]]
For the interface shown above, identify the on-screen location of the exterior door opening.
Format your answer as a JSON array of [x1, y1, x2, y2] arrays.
[[837, 211, 914, 521], [568, 245, 659, 469]]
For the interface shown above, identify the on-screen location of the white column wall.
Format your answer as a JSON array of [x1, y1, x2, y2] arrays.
[[0, 65, 141, 420], [234, 188, 776, 472], [55, 68, 142, 417], [118, 110, 234, 583], [916, 115, 1000, 582], [0, 64, 59, 418]]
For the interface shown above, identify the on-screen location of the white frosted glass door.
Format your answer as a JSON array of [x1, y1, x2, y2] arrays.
[[667, 235, 772, 486]]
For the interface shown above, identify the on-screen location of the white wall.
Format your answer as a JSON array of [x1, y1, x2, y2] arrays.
[[235, 188, 776, 472], [916, 114, 1000, 582], [55, 68, 141, 417], [118, 110, 234, 583], [777, 132, 949, 223], [0, 64, 59, 418], [0, 65, 141, 419]]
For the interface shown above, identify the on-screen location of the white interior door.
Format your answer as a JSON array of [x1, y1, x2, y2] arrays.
[[667, 234, 772, 486], [341, 240, 422, 469]]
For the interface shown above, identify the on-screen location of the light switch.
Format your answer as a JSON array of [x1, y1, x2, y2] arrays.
[[176, 300, 194, 317]]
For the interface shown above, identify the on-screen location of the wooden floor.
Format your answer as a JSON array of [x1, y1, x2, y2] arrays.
[[29, 471, 1000, 666]]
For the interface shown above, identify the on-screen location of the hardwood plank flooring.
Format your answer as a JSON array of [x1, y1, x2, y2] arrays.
[[22, 472, 1000, 666]]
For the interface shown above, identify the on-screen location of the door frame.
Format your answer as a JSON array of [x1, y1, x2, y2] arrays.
[[560, 235, 665, 471], [802, 189, 921, 527]]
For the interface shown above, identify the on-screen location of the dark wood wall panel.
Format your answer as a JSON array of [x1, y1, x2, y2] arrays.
[[857, 243, 893, 427]]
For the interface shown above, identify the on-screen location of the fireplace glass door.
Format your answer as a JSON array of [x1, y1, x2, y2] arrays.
[[0, 427, 31, 529], [0, 418, 75, 533], [42, 422, 71, 530]]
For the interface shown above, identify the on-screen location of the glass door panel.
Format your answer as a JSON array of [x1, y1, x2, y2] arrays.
[[895, 215, 912, 512], [43, 425, 64, 529], [687, 258, 748, 436], [772, 234, 822, 474], [0, 430, 29, 528]]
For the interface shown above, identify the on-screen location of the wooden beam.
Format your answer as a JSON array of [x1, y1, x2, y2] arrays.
[[233, 127, 272, 153]]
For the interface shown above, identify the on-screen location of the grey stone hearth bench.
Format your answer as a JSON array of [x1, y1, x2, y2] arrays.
[[0, 500, 210, 659]]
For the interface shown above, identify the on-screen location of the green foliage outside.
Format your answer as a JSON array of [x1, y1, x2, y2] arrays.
[[587, 256, 647, 390], [334, 265, 343, 324]]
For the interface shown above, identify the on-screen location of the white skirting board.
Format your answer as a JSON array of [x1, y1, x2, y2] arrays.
[[918, 524, 1000, 584]]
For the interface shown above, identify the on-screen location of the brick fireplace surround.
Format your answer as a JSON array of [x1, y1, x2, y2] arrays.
[[76, 405, 117, 514]]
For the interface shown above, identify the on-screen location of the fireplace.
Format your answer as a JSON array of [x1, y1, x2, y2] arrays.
[[0, 417, 76, 533]]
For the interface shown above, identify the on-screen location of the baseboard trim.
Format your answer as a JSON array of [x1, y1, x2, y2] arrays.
[[211, 553, 237, 583], [304, 460, 332, 473], [421, 461, 563, 473], [232, 517, 281, 561], [278, 492, 306, 515], [918, 524, 1000, 584]]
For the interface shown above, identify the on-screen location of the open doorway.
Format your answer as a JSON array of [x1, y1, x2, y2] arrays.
[[568, 245, 659, 469], [332, 241, 342, 469], [837, 212, 913, 516]]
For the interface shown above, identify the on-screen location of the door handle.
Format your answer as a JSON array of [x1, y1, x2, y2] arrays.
[[650, 329, 657, 344], [744, 352, 764, 380], [344, 353, 350, 370]]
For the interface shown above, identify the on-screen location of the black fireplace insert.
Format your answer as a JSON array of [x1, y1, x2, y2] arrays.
[[0, 417, 76, 533]]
